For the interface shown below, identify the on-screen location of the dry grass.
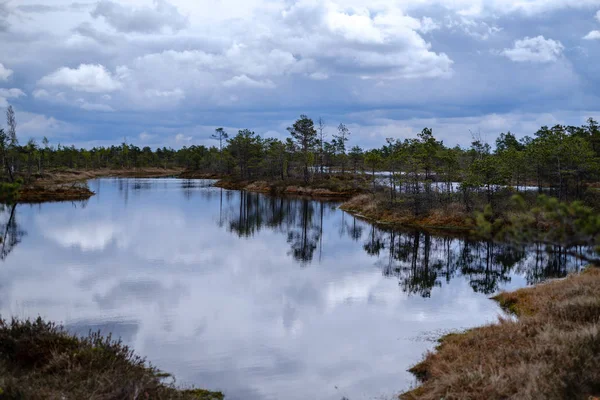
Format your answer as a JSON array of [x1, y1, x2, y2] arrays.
[[12, 168, 184, 203], [214, 174, 368, 198], [0, 317, 223, 400], [18, 183, 95, 203], [401, 268, 600, 400], [340, 194, 472, 230], [39, 168, 184, 184]]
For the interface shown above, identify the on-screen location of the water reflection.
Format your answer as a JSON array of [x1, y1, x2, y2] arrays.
[[0, 204, 25, 261], [217, 189, 585, 297], [0, 179, 588, 400]]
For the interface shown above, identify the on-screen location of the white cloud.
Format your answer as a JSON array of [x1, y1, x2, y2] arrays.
[[445, 16, 501, 40], [175, 133, 192, 144], [502, 36, 564, 63], [309, 72, 329, 80], [39, 64, 123, 93], [223, 75, 276, 89], [76, 98, 115, 112], [0, 88, 26, 107], [18, 112, 77, 139], [597, 10, 600, 22], [584, 30, 600, 40], [0, 62, 12, 81], [32, 89, 50, 99], [0, 88, 25, 98], [139, 132, 157, 141], [91, 0, 188, 33], [418, 17, 440, 34], [144, 88, 185, 101]]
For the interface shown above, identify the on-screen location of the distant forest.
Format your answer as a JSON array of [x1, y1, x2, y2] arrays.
[[2, 105, 600, 203]]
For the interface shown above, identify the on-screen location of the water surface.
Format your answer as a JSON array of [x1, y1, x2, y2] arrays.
[[0, 178, 584, 400]]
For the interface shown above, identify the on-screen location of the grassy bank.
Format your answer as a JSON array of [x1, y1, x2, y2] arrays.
[[340, 194, 473, 231], [7, 168, 184, 203], [401, 268, 600, 400], [214, 174, 370, 198], [0, 317, 223, 400]]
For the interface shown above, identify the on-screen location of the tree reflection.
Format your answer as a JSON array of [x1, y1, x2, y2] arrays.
[[286, 199, 320, 264], [362, 224, 584, 297], [0, 204, 25, 261], [220, 191, 584, 294], [224, 192, 323, 263]]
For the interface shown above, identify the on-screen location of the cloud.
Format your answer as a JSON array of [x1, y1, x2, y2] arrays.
[[418, 17, 440, 34], [39, 64, 122, 93], [584, 30, 600, 40], [17, 4, 64, 13], [91, 0, 188, 33], [32, 89, 50, 99], [18, 112, 78, 139], [0, 88, 25, 98], [144, 88, 185, 101], [223, 75, 276, 89], [309, 72, 329, 80], [445, 16, 501, 40], [76, 98, 114, 112], [0, 88, 26, 107], [0, 63, 12, 81], [139, 132, 157, 142], [502, 35, 564, 63], [175, 133, 192, 144], [278, 1, 453, 79]]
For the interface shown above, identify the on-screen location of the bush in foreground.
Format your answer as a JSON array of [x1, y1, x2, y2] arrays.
[[0, 317, 223, 400]]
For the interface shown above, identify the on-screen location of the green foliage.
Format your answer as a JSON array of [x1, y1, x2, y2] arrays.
[[476, 194, 600, 263]]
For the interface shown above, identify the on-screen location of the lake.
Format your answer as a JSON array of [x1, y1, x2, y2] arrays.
[[0, 178, 585, 400]]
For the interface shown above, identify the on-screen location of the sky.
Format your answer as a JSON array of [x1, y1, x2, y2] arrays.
[[1, 0, 600, 149]]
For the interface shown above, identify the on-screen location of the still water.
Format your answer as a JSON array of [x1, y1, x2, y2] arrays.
[[0, 178, 585, 400]]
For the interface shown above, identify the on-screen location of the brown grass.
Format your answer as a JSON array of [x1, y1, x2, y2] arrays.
[[341, 194, 472, 230], [18, 183, 95, 203], [38, 168, 184, 184], [13, 168, 184, 203], [401, 268, 600, 400], [0, 317, 223, 400], [214, 175, 368, 198]]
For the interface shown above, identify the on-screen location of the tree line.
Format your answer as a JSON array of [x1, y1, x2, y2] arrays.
[[2, 107, 600, 203]]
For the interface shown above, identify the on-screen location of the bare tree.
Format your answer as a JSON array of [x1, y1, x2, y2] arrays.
[[318, 117, 326, 175], [4, 106, 17, 181], [6, 106, 17, 147], [212, 127, 228, 172], [334, 123, 350, 174]]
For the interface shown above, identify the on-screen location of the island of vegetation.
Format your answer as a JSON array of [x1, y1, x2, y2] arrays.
[[2, 106, 600, 399]]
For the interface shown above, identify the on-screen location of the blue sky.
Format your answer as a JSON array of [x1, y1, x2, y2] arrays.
[[1, 0, 600, 149]]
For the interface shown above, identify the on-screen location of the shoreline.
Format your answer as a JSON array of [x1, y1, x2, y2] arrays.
[[339, 194, 475, 232], [213, 177, 363, 199], [13, 169, 368, 203], [13, 168, 185, 203], [400, 267, 600, 399]]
